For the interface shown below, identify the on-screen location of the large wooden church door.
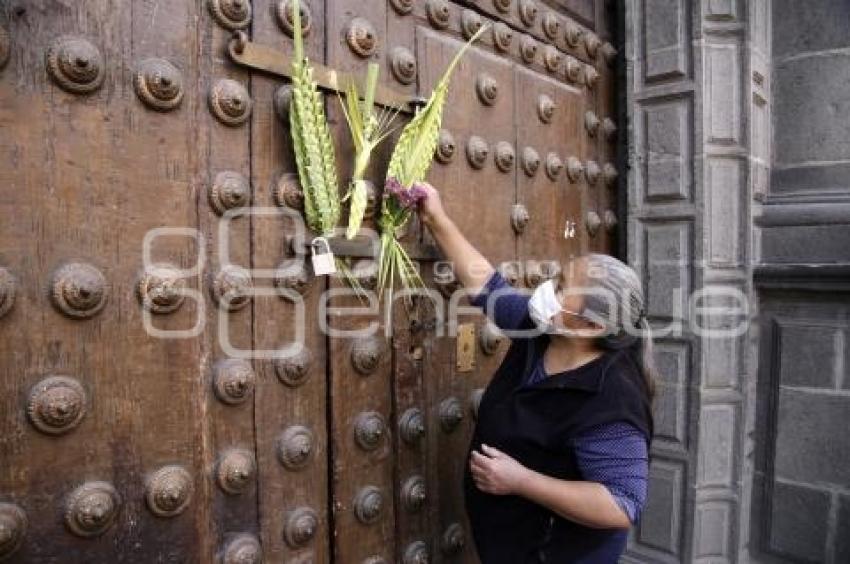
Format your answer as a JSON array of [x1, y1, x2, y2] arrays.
[[0, 1, 619, 562]]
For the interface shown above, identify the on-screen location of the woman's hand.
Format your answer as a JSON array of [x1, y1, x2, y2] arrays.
[[469, 444, 531, 495], [472, 444, 633, 529], [415, 182, 446, 228]]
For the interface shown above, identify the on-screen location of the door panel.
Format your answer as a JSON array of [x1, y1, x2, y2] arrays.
[[327, 291, 397, 563], [0, 1, 619, 563], [0, 1, 210, 561], [249, 0, 331, 561], [515, 67, 585, 279], [385, 9, 441, 563], [420, 30, 517, 266], [198, 2, 259, 557]]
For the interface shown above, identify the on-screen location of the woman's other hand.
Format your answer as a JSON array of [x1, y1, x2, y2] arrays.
[[469, 444, 531, 495], [473, 443, 633, 528]]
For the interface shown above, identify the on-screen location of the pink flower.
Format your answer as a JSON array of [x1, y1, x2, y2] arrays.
[[385, 178, 429, 210]]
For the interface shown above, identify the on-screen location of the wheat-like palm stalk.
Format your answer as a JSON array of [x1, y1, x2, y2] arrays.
[[337, 64, 400, 240], [378, 26, 487, 300], [289, 0, 339, 237]]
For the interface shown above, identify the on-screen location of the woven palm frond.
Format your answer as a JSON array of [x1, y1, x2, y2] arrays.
[[346, 179, 369, 240], [288, 0, 339, 237]]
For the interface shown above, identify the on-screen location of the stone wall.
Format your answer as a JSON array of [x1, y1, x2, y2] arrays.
[[623, 0, 850, 562], [749, 1, 850, 563]]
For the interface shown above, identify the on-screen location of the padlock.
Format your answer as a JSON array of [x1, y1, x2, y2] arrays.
[[310, 237, 336, 276]]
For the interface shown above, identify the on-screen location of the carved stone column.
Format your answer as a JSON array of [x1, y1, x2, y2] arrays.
[[623, 0, 765, 562]]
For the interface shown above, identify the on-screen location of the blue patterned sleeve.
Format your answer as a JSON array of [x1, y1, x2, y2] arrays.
[[468, 270, 533, 333], [572, 422, 649, 524]]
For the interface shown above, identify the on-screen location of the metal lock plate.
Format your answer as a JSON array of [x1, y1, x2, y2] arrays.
[[310, 237, 336, 276], [456, 323, 476, 373]]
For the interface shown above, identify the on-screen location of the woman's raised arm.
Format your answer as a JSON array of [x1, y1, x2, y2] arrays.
[[417, 182, 494, 295]]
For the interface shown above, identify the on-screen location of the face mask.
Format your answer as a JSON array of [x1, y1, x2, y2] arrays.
[[528, 279, 571, 335]]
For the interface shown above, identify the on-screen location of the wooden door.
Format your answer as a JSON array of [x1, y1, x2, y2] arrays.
[[0, 1, 259, 562], [0, 1, 619, 562]]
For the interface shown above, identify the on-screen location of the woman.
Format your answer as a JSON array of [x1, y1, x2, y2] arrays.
[[416, 182, 655, 563]]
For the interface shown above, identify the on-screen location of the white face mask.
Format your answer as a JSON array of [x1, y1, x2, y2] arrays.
[[528, 279, 573, 335]]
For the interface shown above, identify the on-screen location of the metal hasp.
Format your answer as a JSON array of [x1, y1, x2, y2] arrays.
[[227, 31, 422, 115], [290, 233, 440, 261]]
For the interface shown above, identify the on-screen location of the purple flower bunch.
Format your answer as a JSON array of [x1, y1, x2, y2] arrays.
[[384, 177, 428, 210]]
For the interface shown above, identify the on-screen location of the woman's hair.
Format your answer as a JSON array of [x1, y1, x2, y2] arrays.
[[571, 253, 657, 402]]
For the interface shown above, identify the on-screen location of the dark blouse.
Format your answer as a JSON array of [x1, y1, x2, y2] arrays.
[[523, 356, 648, 523]]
